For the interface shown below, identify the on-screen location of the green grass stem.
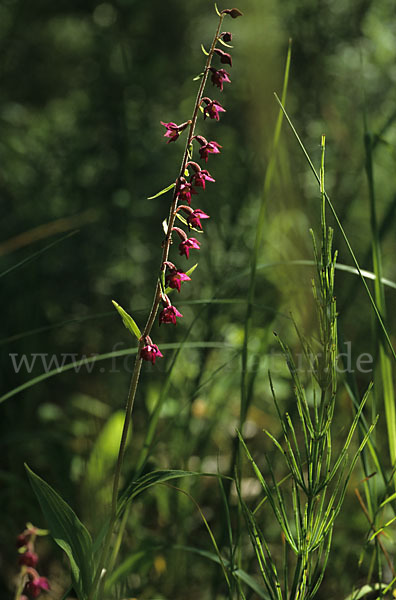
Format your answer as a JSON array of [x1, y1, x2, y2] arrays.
[[274, 93, 396, 366]]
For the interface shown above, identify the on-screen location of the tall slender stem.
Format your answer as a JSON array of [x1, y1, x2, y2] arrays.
[[88, 14, 225, 600]]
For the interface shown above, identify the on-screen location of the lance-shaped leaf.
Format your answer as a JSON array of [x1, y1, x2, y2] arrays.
[[185, 263, 198, 278], [218, 38, 234, 48], [147, 182, 176, 200], [117, 469, 201, 516], [112, 300, 141, 340], [25, 465, 94, 600]]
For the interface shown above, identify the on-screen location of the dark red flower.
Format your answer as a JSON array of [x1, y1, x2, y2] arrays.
[[140, 343, 163, 364], [179, 237, 201, 258], [220, 31, 233, 43], [165, 268, 191, 292], [23, 576, 50, 598], [199, 141, 222, 162], [160, 120, 190, 143], [187, 209, 210, 230], [19, 550, 39, 568], [190, 169, 215, 189], [209, 68, 231, 92], [159, 304, 183, 325], [194, 136, 222, 163], [176, 178, 197, 205], [221, 7, 243, 18], [201, 98, 226, 121], [214, 48, 232, 67]]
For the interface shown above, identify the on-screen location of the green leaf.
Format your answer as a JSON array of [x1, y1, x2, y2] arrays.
[[193, 72, 204, 81], [185, 263, 198, 278], [343, 583, 386, 600], [147, 182, 175, 200], [201, 43, 209, 56], [112, 300, 141, 340], [214, 2, 221, 16], [173, 545, 271, 599], [380, 491, 396, 508], [25, 464, 94, 600], [84, 410, 129, 496], [218, 38, 234, 48], [105, 549, 152, 590], [117, 469, 201, 516]]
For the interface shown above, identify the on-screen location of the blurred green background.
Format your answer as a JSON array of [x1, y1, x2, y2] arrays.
[[2, 0, 396, 598]]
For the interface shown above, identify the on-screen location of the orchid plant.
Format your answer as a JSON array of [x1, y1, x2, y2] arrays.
[[21, 6, 243, 600]]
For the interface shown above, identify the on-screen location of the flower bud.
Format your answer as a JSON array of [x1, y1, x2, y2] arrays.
[[221, 8, 243, 18], [214, 48, 232, 67], [220, 31, 232, 42]]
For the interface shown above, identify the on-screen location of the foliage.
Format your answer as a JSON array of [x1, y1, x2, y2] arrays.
[[2, 1, 396, 599]]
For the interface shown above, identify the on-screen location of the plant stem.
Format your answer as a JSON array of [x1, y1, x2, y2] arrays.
[[88, 14, 224, 600]]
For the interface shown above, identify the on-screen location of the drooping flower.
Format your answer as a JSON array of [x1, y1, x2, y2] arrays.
[[179, 237, 201, 258], [209, 67, 231, 92], [187, 162, 215, 189], [190, 169, 215, 189], [201, 98, 226, 121], [23, 575, 50, 599], [194, 135, 222, 163], [159, 304, 183, 325], [19, 550, 39, 568], [187, 209, 210, 230], [219, 31, 233, 43], [160, 120, 190, 143], [140, 343, 163, 364], [165, 268, 191, 292], [214, 48, 232, 67], [176, 178, 197, 205]]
